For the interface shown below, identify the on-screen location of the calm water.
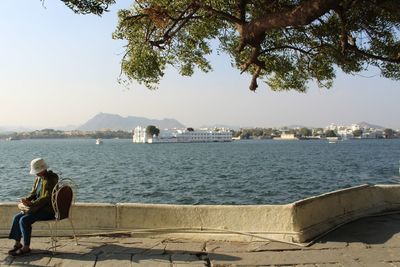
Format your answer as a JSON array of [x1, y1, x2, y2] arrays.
[[0, 138, 399, 204]]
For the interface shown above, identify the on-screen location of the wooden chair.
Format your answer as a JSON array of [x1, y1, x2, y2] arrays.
[[48, 178, 78, 252]]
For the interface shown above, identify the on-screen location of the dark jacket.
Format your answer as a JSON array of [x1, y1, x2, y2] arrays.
[[26, 170, 59, 214]]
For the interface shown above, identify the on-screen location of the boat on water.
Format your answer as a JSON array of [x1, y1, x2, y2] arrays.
[[96, 138, 103, 145], [5, 137, 20, 141], [326, 137, 340, 143]]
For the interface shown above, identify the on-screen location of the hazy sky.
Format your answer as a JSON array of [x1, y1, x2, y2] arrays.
[[1, 1, 399, 130]]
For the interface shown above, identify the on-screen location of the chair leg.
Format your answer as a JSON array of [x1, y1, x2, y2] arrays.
[[69, 219, 78, 245], [54, 220, 58, 253], [48, 221, 56, 253]]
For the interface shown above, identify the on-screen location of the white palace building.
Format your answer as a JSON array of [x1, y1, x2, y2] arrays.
[[133, 126, 232, 144]]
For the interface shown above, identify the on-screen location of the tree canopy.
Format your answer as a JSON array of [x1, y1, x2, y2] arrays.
[[384, 128, 394, 138], [299, 127, 312, 137], [146, 125, 160, 136], [59, 0, 115, 15], [62, 0, 400, 92], [325, 130, 337, 137], [352, 129, 363, 137]]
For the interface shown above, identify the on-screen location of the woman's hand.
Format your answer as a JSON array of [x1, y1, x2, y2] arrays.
[[21, 198, 32, 206]]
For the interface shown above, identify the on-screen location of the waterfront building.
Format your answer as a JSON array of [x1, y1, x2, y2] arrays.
[[361, 130, 383, 139], [175, 129, 232, 143], [327, 123, 338, 131], [374, 129, 384, 138], [132, 126, 149, 143], [274, 132, 299, 140], [337, 127, 354, 139], [350, 124, 361, 131], [133, 127, 232, 143], [324, 123, 387, 139]]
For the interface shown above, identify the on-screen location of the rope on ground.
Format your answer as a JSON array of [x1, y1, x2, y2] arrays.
[[65, 209, 400, 248]]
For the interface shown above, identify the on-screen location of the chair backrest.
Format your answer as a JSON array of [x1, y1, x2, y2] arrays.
[[56, 185, 73, 220], [52, 179, 76, 220]]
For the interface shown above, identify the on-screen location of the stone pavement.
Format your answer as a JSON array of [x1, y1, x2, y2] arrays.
[[2, 213, 400, 266]]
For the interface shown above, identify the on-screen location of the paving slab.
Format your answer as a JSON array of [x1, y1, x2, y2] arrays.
[[209, 250, 347, 266], [0, 248, 13, 267], [245, 241, 269, 252], [116, 238, 167, 255], [89, 243, 139, 255], [343, 247, 400, 263], [249, 241, 305, 251], [205, 241, 252, 253], [48, 253, 96, 267], [131, 254, 170, 267], [361, 263, 396, 267], [118, 237, 165, 246], [140, 242, 167, 255], [315, 264, 344, 267], [55, 243, 101, 255], [311, 241, 348, 250], [165, 241, 205, 254], [95, 253, 132, 267], [9, 254, 52, 266], [370, 232, 400, 248], [0, 256, 13, 267], [171, 254, 207, 266]]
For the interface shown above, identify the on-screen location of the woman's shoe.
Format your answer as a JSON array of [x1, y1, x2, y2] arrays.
[[7, 244, 22, 254], [10, 248, 31, 257]]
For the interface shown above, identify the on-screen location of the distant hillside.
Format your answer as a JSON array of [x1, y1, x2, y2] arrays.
[[199, 124, 241, 130], [0, 126, 36, 133], [78, 113, 185, 131], [284, 124, 314, 129], [357, 121, 385, 130]]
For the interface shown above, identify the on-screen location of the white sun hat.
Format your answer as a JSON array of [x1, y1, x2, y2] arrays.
[[30, 158, 48, 175]]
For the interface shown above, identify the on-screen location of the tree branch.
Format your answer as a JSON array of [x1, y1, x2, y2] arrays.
[[243, 0, 339, 41], [194, 2, 243, 25], [237, 0, 249, 22], [240, 46, 265, 74], [261, 45, 315, 55], [346, 44, 400, 63], [149, 5, 200, 48], [266, 0, 337, 27], [164, 4, 199, 40], [249, 66, 262, 92]]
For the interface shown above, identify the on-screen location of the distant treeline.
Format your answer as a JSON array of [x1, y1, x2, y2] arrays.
[[232, 127, 399, 139], [0, 129, 132, 139], [232, 128, 280, 139]]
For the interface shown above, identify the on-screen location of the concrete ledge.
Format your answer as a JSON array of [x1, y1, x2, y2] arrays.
[[1, 184, 400, 243], [117, 203, 296, 242], [291, 184, 396, 242], [116, 203, 295, 231]]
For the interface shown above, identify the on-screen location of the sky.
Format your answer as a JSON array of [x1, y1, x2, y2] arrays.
[[1, 1, 399, 130]]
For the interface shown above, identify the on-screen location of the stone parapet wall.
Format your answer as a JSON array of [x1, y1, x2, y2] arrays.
[[1, 184, 400, 243], [291, 184, 400, 242]]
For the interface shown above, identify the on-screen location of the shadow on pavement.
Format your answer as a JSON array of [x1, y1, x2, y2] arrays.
[[316, 213, 400, 245], [5, 243, 241, 266]]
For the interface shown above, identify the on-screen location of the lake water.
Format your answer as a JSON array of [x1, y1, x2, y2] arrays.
[[0, 138, 399, 204]]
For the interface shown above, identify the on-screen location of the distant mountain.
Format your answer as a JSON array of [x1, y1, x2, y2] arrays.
[[78, 113, 185, 131], [357, 121, 385, 130], [284, 125, 314, 129]]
